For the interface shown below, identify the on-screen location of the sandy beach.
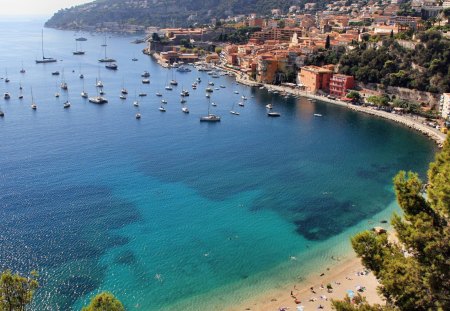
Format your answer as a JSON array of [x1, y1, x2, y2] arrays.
[[230, 257, 383, 311]]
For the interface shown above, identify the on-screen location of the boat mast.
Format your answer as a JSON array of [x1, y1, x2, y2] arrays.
[[41, 29, 45, 59]]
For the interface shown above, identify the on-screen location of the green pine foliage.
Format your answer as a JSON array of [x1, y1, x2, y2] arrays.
[[339, 135, 450, 310], [0, 270, 39, 311], [82, 292, 125, 311]]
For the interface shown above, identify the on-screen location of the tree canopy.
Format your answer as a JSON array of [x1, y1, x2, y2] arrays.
[[0, 270, 39, 311], [82, 292, 125, 311], [334, 135, 450, 310]]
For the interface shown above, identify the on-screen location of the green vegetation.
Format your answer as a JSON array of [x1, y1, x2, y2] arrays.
[[333, 135, 450, 310], [216, 26, 262, 44], [366, 95, 390, 107], [82, 292, 125, 311], [346, 91, 362, 103], [0, 270, 39, 311], [46, 0, 300, 28], [307, 30, 450, 94], [332, 293, 391, 311], [391, 99, 421, 114]]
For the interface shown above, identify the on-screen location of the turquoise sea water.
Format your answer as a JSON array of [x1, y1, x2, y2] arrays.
[[0, 18, 437, 310]]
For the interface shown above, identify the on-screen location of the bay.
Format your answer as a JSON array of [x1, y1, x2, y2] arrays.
[[0, 18, 437, 310]]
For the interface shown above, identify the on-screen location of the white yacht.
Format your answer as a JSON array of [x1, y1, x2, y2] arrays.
[[88, 96, 108, 104]]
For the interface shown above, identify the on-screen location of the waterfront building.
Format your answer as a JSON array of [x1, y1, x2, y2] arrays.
[[298, 66, 333, 93], [440, 93, 450, 120], [329, 74, 355, 98]]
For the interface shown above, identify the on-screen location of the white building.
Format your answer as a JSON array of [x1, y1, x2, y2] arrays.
[[440, 93, 450, 119]]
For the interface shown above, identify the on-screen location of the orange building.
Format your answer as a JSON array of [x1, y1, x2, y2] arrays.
[[329, 74, 355, 98], [298, 66, 333, 93]]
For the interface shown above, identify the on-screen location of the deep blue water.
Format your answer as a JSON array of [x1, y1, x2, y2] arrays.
[[0, 18, 437, 310]]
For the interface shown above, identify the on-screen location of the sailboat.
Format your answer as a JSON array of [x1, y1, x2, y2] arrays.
[[133, 91, 139, 107], [81, 79, 88, 98], [200, 97, 220, 122], [164, 70, 172, 90], [73, 40, 85, 55], [98, 37, 116, 62], [79, 65, 84, 79], [230, 102, 239, 115], [0, 106, 4, 117], [20, 61, 25, 74], [5, 69, 10, 83], [18, 83, 23, 99], [54, 82, 60, 98], [60, 69, 68, 90], [63, 93, 71, 109], [267, 99, 280, 117], [30, 87, 37, 110], [121, 79, 128, 95], [170, 68, 178, 86], [36, 29, 57, 63], [96, 66, 103, 88]]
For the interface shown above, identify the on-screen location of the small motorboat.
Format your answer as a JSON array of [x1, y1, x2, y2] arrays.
[[314, 113, 323, 117], [135, 113, 141, 119], [182, 107, 189, 113], [159, 106, 166, 112], [138, 93, 147, 97], [63, 101, 71, 109], [120, 94, 126, 100], [161, 99, 167, 104], [105, 63, 118, 70], [52, 71, 60, 76], [265, 104, 273, 109], [55, 92, 60, 98], [156, 92, 162, 97], [142, 79, 150, 84], [133, 101, 139, 107], [141, 71, 150, 78], [238, 102, 244, 107], [165, 85, 173, 91], [267, 111, 281, 117], [230, 110, 240, 115], [4, 92, 11, 100], [121, 88, 128, 95]]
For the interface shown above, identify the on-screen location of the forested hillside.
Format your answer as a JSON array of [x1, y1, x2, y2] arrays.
[[45, 0, 303, 29]]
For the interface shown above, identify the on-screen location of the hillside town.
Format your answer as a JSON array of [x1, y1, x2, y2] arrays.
[[144, 0, 450, 131]]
